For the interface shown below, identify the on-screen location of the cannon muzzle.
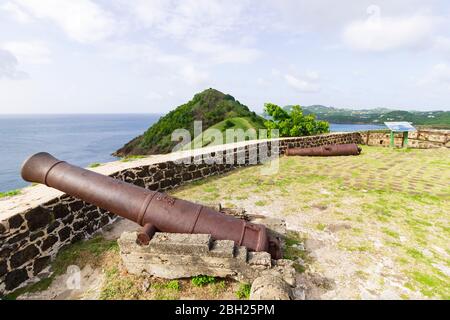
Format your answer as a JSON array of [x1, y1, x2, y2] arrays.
[[21, 152, 282, 259], [286, 143, 362, 156]]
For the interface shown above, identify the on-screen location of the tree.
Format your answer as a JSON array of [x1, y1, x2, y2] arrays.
[[264, 103, 329, 137]]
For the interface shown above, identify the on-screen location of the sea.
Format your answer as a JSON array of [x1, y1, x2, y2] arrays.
[[0, 114, 386, 192]]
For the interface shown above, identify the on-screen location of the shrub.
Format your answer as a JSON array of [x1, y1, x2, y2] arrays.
[[264, 103, 329, 137], [191, 275, 216, 287]]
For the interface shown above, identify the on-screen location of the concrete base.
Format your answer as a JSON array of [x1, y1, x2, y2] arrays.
[[118, 216, 295, 300]]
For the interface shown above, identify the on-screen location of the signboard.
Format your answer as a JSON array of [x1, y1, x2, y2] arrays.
[[384, 122, 416, 132]]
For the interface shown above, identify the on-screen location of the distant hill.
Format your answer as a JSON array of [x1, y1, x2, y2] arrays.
[[114, 89, 265, 156], [284, 105, 450, 127]]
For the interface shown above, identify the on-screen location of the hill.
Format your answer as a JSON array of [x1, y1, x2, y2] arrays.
[[182, 116, 266, 150], [114, 89, 265, 156], [285, 105, 450, 127]]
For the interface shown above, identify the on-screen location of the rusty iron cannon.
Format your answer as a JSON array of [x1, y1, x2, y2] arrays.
[[285, 143, 362, 157], [21, 152, 282, 259]]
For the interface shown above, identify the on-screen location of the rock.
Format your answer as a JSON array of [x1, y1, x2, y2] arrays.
[[0, 260, 7, 277], [5, 268, 29, 291], [33, 256, 51, 275], [10, 244, 40, 269], [291, 286, 306, 300], [58, 226, 71, 241], [41, 235, 58, 251], [25, 207, 52, 231], [0, 222, 6, 234], [250, 275, 291, 300], [8, 214, 25, 229]]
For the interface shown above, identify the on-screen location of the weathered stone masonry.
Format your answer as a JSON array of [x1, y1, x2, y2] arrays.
[[360, 129, 450, 149], [0, 132, 362, 295]]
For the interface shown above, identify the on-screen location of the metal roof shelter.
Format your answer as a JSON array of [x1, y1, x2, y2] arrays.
[[384, 122, 416, 148]]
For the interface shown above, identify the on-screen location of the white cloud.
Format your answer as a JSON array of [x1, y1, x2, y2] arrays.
[[2, 41, 51, 64], [11, 0, 116, 43], [179, 64, 209, 86], [284, 73, 320, 93], [123, 0, 247, 40], [434, 36, 450, 56], [186, 39, 261, 64], [0, 49, 28, 79], [0, 1, 31, 23], [144, 91, 163, 101], [343, 9, 436, 52], [104, 43, 208, 86], [417, 63, 450, 88]]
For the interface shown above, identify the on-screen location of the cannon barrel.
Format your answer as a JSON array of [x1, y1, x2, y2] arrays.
[[286, 143, 362, 156], [21, 152, 281, 259]]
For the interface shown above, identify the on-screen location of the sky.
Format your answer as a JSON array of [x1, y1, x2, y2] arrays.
[[0, 0, 449, 114]]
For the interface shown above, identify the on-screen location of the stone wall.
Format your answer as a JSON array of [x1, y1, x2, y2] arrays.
[[359, 129, 449, 148], [0, 132, 361, 295]]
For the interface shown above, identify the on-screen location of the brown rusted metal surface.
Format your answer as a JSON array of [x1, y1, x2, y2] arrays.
[[286, 143, 362, 156], [137, 223, 159, 246], [21, 152, 282, 259]]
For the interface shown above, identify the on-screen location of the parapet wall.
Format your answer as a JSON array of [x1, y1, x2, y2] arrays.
[[0, 132, 361, 295], [359, 129, 449, 148]]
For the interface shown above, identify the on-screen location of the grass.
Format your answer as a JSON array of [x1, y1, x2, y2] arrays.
[[88, 162, 102, 168], [282, 231, 309, 273], [235, 283, 251, 299], [120, 155, 147, 162], [191, 275, 216, 287], [0, 189, 21, 198]]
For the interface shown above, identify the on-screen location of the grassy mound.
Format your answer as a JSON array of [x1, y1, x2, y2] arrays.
[[114, 88, 265, 156]]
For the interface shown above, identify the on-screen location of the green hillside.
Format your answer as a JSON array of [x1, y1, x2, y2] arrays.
[[290, 105, 450, 127], [114, 89, 265, 156], [183, 116, 266, 150]]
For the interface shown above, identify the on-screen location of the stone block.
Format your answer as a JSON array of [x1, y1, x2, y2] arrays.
[[248, 252, 272, 268], [149, 233, 212, 255], [8, 214, 25, 229], [119, 230, 294, 285], [250, 275, 291, 300], [209, 240, 235, 258], [10, 244, 39, 269], [5, 268, 28, 291]]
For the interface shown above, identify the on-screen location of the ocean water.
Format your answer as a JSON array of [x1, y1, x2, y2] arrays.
[[0, 114, 385, 192], [0, 114, 159, 192], [329, 123, 386, 132]]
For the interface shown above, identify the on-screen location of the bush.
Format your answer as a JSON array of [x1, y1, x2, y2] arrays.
[[224, 119, 235, 129], [191, 275, 216, 287], [264, 103, 329, 137]]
